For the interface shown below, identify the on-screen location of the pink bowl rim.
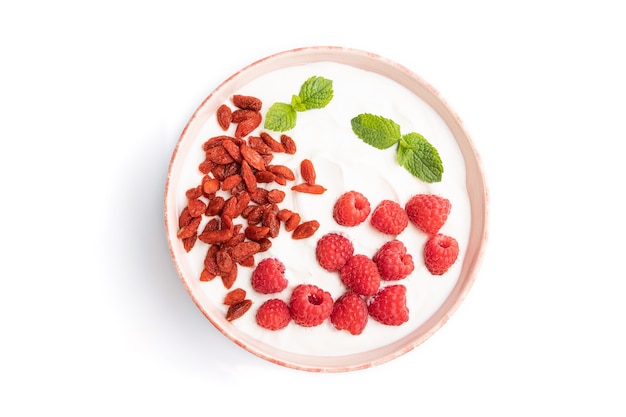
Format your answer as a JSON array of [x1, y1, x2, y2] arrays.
[[164, 45, 489, 372]]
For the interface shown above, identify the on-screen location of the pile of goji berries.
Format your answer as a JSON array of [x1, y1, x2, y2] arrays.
[[176, 95, 325, 319]]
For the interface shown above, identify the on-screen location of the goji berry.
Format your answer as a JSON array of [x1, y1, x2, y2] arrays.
[[300, 159, 316, 185], [292, 220, 320, 239], [217, 104, 232, 130], [225, 299, 253, 321], [280, 134, 297, 154], [232, 95, 262, 111], [291, 183, 327, 194]]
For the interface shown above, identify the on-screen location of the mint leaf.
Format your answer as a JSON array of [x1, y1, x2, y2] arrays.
[[298, 76, 333, 110], [264, 75, 334, 132], [264, 102, 297, 131], [350, 113, 444, 183], [350, 113, 401, 149], [291, 94, 306, 112], [397, 132, 443, 183]]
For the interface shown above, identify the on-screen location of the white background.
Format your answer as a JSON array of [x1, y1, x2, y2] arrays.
[[2, 1, 624, 415]]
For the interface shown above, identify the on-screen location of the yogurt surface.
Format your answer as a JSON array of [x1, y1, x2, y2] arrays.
[[175, 61, 470, 356]]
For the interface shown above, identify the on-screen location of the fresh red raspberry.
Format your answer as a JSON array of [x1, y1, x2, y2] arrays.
[[367, 285, 409, 326], [250, 258, 288, 294], [405, 194, 451, 235], [340, 254, 381, 296], [330, 291, 368, 335], [423, 233, 459, 275], [289, 284, 333, 327], [315, 232, 354, 272], [255, 298, 291, 330], [333, 191, 371, 227], [373, 240, 415, 280], [370, 200, 409, 235]]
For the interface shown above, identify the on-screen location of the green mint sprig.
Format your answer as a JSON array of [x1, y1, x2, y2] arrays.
[[350, 113, 444, 183], [264, 76, 333, 132]]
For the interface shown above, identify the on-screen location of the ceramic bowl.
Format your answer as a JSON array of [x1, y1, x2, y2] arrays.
[[164, 46, 488, 372]]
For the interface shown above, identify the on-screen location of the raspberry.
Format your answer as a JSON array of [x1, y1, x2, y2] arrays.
[[330, 292, 368, 335], [405, 194, 451, 235], [256, 299, 291, 330], [367, 285, 409, 326], [250, 258, 288, 294], [315, 232, 354, 272], [423, 233, 459, 275], [373, 240, 415, 280], [339, 254, 381, 296], [333, 191, 371, 227], [370, 200, 409, 235], [289, 284, 333, 327]]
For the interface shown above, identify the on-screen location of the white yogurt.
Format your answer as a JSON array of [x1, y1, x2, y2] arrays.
[[176, 62, 470, 356]]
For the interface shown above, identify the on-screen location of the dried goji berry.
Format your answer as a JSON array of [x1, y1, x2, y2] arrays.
[[185, 185, 203, 200], [254, 170, 276, 183], [205, 196, 225, 216], [222, 139, 243, 163], [229, 241, 261, 263], [202, 177, 220, 194], [244, 225, 270, 241], [201, 218, 219, 234], [258, 237, 272, 252], [260, 132, 285, 153], [235, 112, 261, 138], [240, 143, 266, 171], [198, 228, 233, 244], [223, 288, 246, 305], [238, 256, 255, 267], [198, 159, 215, 174], [223, 232, 246, 248], [187, 198, 207, 217], [248, 135, 273, 154], [280, 134, 297, 154], [277, 208, 293, 222], [232, 95, 262, 111], [292, 220, 320, 239], [273, 175, 287, 186], [217, 104, 232, 130], [177, 216, 201, 238], [221, 174, 242, 191], [261, 153, 274, 166], [199, 268, 217, 282], [263, 209, 280, 239], [202, 135, 231, 150], [204, 244, 221, 276], [216, 249, 234, 274], [300, 159, 316, 185], [267, 189, 286, 204], [245, 205, 264, 225], [221, 263, 238, 289], [220, 214, 234, 232], [211, 163, 236, 181], [268, 165, 295, 181], [178, 207, 192, 228], [284, 213, 301, 232], [226, 299, 252, 321], [182, 234, 197, 252], [221, 196, 238, 219], [233, 192, 251, 217], [240, 160, 257, 192], [230, 182, 246, 195], [206, 145, 235, 164], [231, 109, 258, 123], [291, 183, 327, 194], [241, 205, 255, 219]]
